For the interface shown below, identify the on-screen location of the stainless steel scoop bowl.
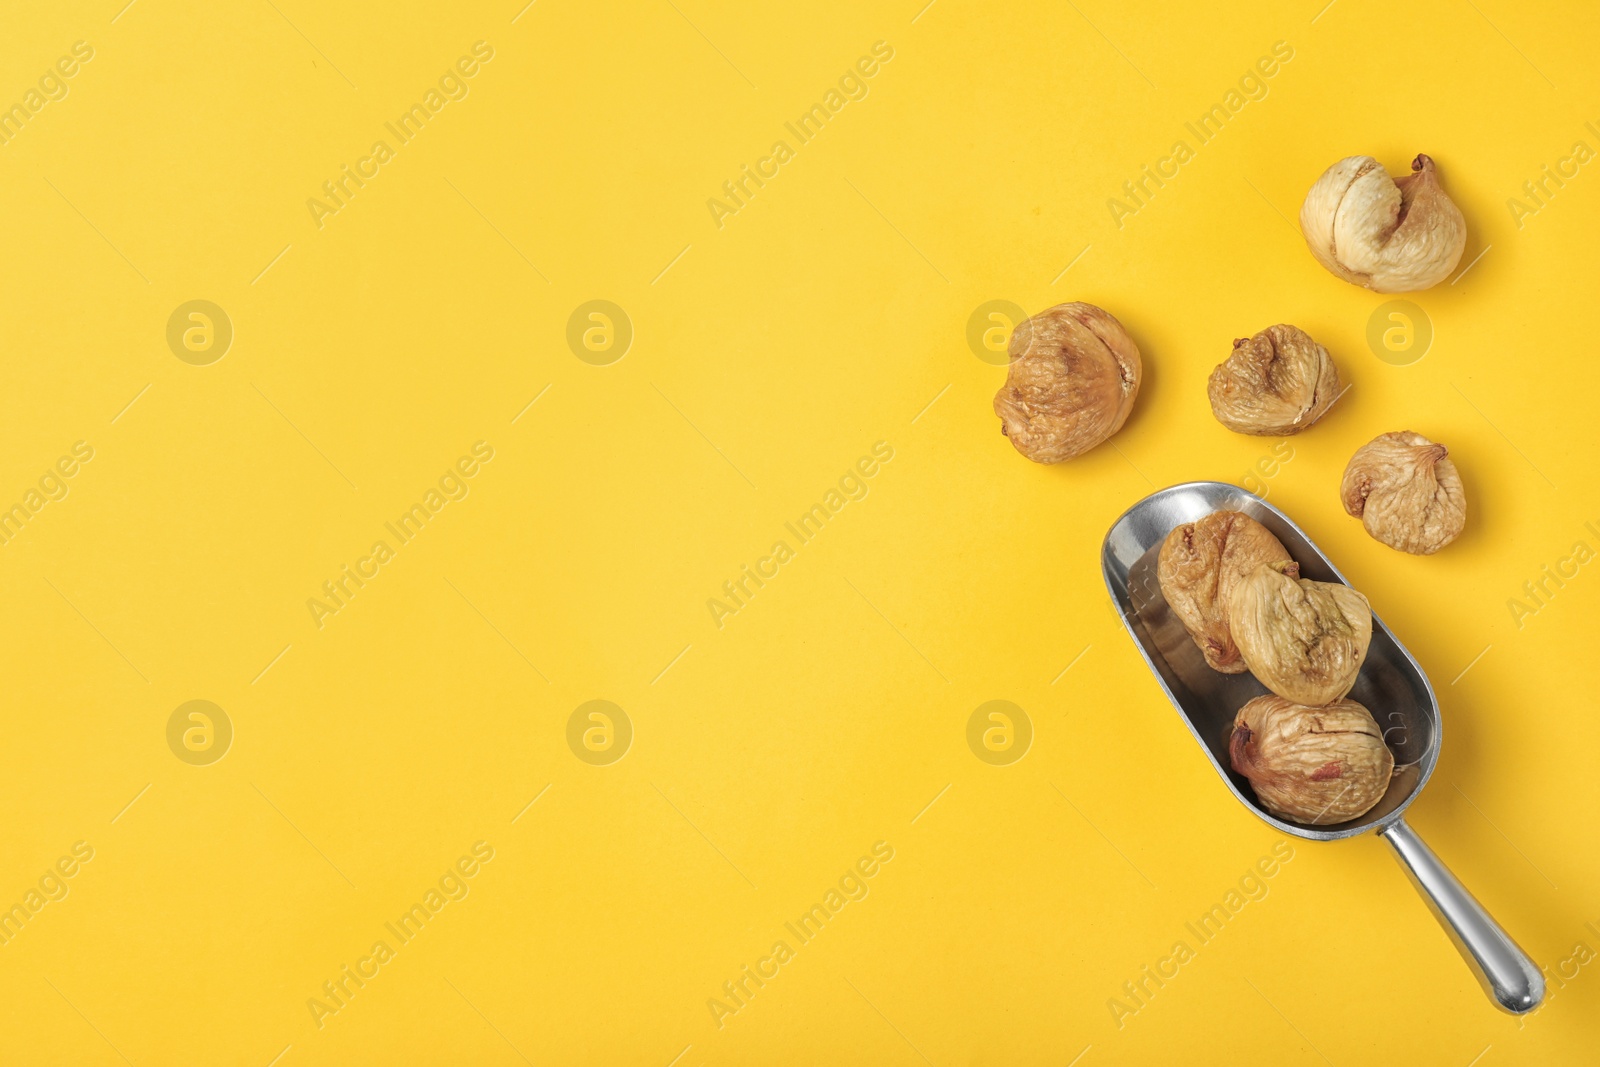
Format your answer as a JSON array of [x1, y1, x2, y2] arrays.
[[1101, 480, 1543, 1014]]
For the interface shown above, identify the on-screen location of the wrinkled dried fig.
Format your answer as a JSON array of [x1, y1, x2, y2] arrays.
[[1230, 695, 1394, 825], [1229, 561, 1372, 705], [1158, 511, 1296, 673], [993, 302, 1141, 463], [1300, 154, 1466, 292], [1208, 325, 1341, 436], [1341, 431, 1466, 555]]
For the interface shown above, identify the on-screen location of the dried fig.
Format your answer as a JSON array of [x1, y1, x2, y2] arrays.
[[1300, 154, 1466, 292], [1230, 695, 1394, 825], [1341, 431, 1466, 555], [1208, 325, 1341, 436], [1229, 561, 1372, 705], [993, 302, 1141, 463], [1158, 511, 1296, 674]]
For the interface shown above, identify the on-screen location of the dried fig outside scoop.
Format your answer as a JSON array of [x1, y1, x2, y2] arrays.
[[1208, 325, 1341, 436], [1341, 431, 1466, 555], [1230, 695, 1394, 825], [1229, 561, 1372, 705], [993, 302, 1141, 463], [1158, 511, 1296, 674], [1300, 153, 1467, 293]]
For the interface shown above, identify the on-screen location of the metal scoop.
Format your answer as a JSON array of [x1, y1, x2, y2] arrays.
[[1101, 480, 1543, 1014]]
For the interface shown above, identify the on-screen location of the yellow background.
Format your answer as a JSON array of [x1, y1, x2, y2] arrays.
[[2, 0, 1598, 1062]]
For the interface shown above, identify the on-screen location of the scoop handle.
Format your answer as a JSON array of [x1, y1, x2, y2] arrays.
[[1380, 817, 1544, 1013]]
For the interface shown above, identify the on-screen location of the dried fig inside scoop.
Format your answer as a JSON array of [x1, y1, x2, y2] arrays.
[[1230, 695, 1394, 825], [1208, 325, 1341, 436], [1300, 154, 1467, 293], [1341, 431, 1466, 555], [1158, 511, 1296, 673], [1229, 561, 1372, 705], [993, 302, 1142, 463]]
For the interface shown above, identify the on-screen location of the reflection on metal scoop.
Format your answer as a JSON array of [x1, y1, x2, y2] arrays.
[[1101, 481, 1543, 1014]]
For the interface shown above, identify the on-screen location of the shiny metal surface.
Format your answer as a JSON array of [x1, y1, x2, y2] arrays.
[[1102, 481, 1543, 1014]]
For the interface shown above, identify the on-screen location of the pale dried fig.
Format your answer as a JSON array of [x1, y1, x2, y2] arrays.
[[1208, 325, 1341, 436], [1229, 561, 1372, 705], [1230, 695, 1394, 825], [1158, 511, 1296, 674], [993, 302, 1141, 463], [1300, 154, 1466, 292], [1341, 431, 1466, 555]]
